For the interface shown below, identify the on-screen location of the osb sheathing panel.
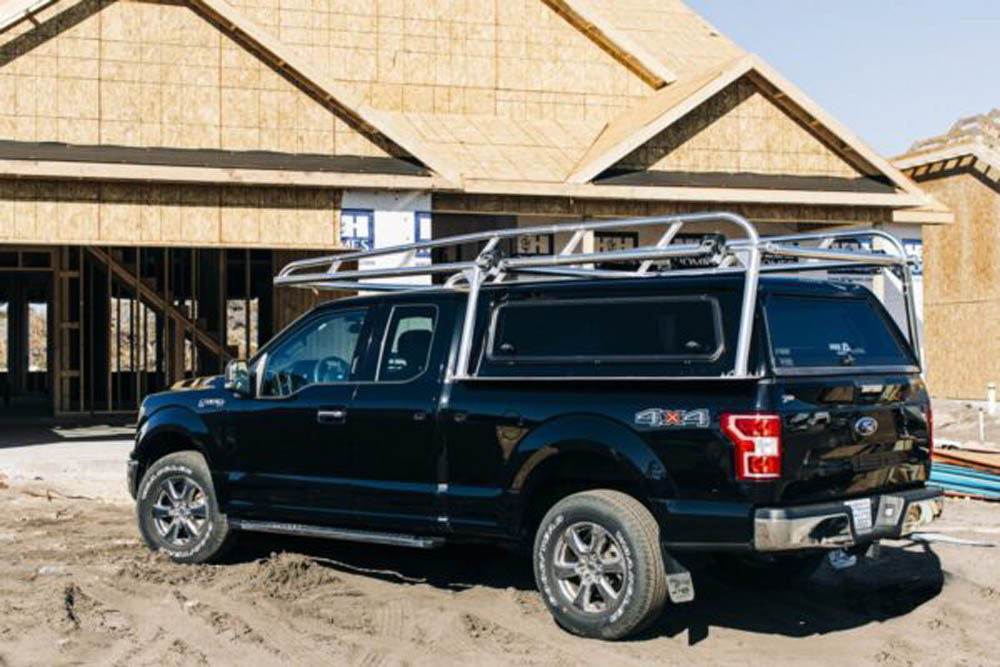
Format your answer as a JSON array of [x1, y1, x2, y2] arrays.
[[0, 179, 344, 249], [582, 0, 743, 80], [0, 0, 392, 156], [919, 174, 1000, 305], [614, 78, 863, 179], [227, 0, 649, 122], [432, 192, 893, 225], [392, 111, 606, 182], [924, 301, 1000, 399]]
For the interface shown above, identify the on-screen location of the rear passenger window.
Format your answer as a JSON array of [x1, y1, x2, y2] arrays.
[[377, 305, 438, 381], [488, 297, 722, 362]]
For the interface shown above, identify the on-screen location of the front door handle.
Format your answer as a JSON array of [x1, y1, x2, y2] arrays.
[[317, 408, 346, 424]]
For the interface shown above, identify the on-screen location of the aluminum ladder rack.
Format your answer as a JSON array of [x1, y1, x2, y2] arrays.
[[274, 212, 920, 381]]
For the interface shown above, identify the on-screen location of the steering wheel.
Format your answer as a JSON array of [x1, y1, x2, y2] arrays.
[[314, 356, 350, 383]]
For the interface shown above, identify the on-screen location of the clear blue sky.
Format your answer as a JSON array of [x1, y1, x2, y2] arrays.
[[685, 0, 1000, 157]]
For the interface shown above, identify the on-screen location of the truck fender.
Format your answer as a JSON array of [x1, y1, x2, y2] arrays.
[[135, 405, 216, 469], [508, 414, 677, 500]]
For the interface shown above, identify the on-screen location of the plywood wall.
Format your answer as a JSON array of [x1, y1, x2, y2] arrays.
[[924, 301, 1000, 399], [614, 77, 863, 178], [0, 179, 343, 248], [0, 0, 393, 156], [920, 174, 1000, 304], [228, 0, 649, 122], [915, 172, 1000, 398]]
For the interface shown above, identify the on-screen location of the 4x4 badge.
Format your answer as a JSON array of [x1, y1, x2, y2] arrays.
[[635, 408, 710, 429]]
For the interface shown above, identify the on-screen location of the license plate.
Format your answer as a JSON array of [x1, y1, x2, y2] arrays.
[[844, 498, 873, 533]]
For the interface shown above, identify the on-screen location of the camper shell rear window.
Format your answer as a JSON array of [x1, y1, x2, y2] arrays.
[[764, 294, 916, 371]]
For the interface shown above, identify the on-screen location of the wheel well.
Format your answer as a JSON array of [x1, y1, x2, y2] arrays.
[[517, 450, 646, 540], [135, 432, 204, 482]]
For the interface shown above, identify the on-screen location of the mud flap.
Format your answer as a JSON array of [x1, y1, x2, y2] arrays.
[[662, 549, 695, 603]]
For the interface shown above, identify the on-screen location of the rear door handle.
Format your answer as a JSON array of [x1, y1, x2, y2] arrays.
[[317, 408, 346, 424]]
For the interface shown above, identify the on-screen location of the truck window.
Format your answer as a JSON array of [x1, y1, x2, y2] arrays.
[[259, 308, 368, 396], [765, 295, 914, 369], [488, 296, 722, 363], [377, 305, 437, 381]]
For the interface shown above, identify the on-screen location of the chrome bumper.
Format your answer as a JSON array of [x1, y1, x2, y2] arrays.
[[754, 487, 943, 552]]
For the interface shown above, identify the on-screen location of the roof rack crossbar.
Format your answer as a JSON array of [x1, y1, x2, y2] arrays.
[[273, 212, 920, 379]]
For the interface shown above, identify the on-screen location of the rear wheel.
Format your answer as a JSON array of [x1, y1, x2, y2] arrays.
[[136, 451, 235, 563], [533, 490, 668, 640]]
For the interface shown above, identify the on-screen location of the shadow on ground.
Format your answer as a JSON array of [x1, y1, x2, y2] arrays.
[[229, 533, 942, 643], [0, 424, 135, 449]]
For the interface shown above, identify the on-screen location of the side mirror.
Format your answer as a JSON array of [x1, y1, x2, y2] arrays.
[[224, 359, 251, 396]]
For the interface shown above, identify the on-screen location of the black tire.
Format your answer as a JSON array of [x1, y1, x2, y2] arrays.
[[136, 451, 235, 564], [713, 552, 825, 588], [533, 490, 668, 640]]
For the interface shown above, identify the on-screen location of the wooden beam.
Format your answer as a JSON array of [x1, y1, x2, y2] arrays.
[[541, 0, 676, 87], [460, 178, 930, 208], [86, 246, 231, 367], [0, 158, 455, 190]]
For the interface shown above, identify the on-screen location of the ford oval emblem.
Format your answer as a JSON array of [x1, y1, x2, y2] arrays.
[[854, 416, 878, 437]]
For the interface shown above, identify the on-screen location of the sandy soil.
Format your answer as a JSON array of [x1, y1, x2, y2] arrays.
[[0, 471, 997, 667], [934, 398, 1000, 451]]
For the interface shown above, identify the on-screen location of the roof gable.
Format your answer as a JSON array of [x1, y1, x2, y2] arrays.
[[568, 55, 926, 200], [0, 0, 462, 183]]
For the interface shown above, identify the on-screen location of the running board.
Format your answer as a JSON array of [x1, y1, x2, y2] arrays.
[[231, 519, 445, 549]]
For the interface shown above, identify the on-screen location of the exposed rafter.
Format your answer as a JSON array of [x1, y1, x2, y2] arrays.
[[541, 0, 677, 87]]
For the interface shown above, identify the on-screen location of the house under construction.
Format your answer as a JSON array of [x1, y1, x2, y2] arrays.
[[895, 110, 1000, 399], [0, 0, 949, 416]]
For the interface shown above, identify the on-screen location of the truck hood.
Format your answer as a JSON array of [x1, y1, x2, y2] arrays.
[[138, 375, 225, 421]]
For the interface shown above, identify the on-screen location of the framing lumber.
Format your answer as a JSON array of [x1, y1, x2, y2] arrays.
[[85, 246, 230, 365], [459, 178, 929, 208], [541, 0, 677, 87], [0, 158, 454, 191]]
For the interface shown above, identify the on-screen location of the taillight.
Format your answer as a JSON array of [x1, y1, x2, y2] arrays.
[[721, 413, 782, 481]]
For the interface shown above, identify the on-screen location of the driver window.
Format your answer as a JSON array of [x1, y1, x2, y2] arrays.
[[259, 308, 368, 397]]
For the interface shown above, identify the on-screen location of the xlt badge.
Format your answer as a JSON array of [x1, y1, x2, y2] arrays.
[[635, 408, 710, 428]]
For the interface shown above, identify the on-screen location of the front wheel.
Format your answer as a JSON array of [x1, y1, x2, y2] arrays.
[[533, 490, 668, 640], [136, 450, 235, 563]]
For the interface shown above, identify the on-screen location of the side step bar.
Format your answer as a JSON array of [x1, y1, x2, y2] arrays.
[[231, 519, 445, 549]]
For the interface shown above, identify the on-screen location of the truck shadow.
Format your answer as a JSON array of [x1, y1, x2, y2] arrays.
[[650, 543, 944, 643], [230, 534, 942, 643]]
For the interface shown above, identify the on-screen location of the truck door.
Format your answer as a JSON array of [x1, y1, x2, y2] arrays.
[[348, 301, 451, 531], [224, 307, 373, 523]]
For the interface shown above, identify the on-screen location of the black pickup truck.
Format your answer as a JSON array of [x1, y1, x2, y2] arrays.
[[128, 214, 942, 639]]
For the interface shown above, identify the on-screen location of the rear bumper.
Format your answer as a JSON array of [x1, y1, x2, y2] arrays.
[[753, 487, 943, 552]]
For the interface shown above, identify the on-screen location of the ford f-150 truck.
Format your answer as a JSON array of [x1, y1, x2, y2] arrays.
[[128, 213, 941, 639]]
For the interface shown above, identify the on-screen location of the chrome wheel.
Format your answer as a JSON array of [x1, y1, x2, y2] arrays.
[[552, 521, 627, 614], [151, 475, 208, 547]]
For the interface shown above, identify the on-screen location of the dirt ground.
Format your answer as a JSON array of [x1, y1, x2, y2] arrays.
[[0, 471, 996, 667]]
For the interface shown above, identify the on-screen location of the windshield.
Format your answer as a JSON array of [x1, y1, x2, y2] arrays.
[[765, 294, 915, 370]]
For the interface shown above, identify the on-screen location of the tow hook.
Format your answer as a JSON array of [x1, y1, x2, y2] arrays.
[[827, 549, 857, 570], [662, 550, 695, 603], [828, 540, 881, 570]]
